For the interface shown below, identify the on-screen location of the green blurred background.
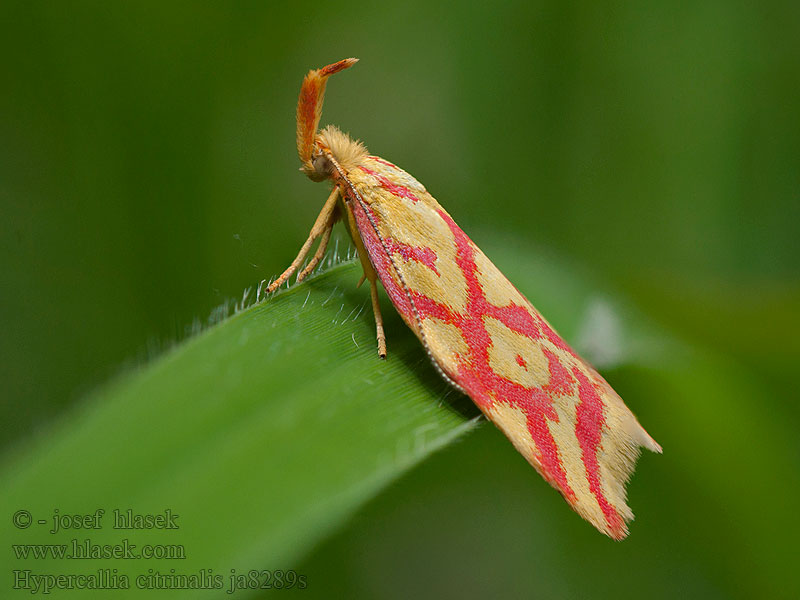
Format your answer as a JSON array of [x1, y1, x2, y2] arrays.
[[2, 1, 798, 598]]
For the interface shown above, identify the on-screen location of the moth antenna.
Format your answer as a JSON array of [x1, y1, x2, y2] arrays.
[[296, 57, 358, 176]]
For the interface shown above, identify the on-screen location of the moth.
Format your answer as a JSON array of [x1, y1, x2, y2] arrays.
[[268, 58, 661, 539]]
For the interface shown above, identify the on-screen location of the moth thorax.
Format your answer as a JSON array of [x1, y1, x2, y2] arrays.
[[317, 125, 368, 173]]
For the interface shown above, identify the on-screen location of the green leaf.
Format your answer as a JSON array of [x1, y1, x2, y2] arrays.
[[1, 260, 481, 598], [0, 245, 675, 598], [4, 247, 797, 599], [9, 245, 768, 600]]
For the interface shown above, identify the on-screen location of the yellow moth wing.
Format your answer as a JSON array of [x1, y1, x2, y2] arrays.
[[340, 155, 660, 539]]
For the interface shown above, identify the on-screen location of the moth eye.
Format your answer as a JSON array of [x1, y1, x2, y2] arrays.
[[309, 154, 333, 181]]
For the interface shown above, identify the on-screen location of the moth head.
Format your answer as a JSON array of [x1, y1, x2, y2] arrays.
[[304, 147, 334, 182], [301, 126, 369, 181]]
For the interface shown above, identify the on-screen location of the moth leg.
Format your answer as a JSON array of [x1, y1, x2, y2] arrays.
[[267, 187, 339, 293], [340, 196, 387, 358], [368, 275, 387, 359], [296, 219, 334, 283]]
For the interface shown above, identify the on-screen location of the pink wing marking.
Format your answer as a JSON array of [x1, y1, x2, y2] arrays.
[[368, 156, 399, 169], [573, 368, 624, 533], [542, 348, 575, 396], [359, 166, 420, 204], [385, 237, 440, 276]]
